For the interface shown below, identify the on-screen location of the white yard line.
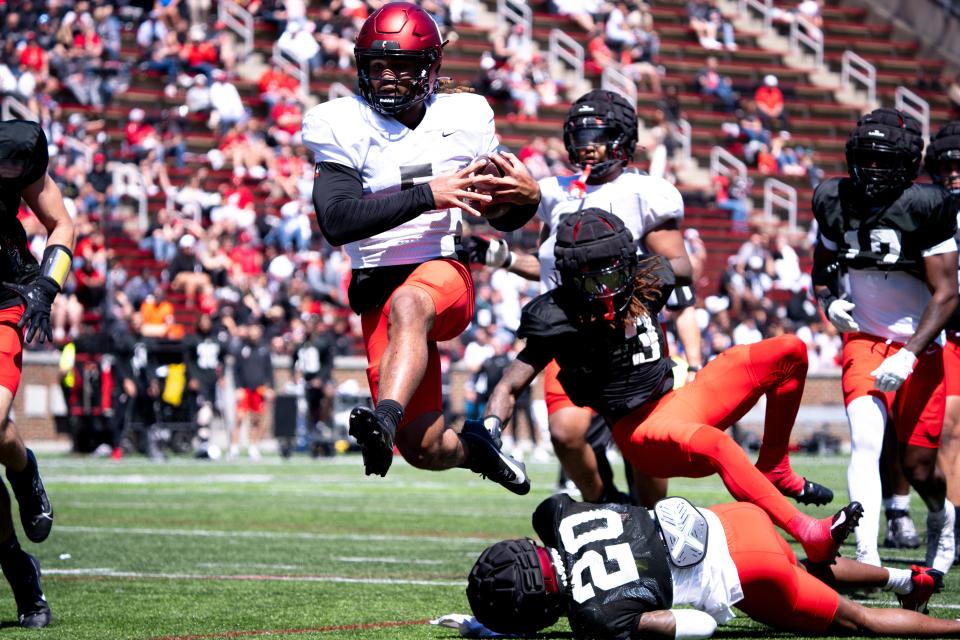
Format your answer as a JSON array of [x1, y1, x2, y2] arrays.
[[43, 567, 461, 587], [55, 524, 494, 545], [333, 556, 444, 565]]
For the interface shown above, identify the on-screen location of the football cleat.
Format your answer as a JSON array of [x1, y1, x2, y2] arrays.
[[884, 509, 921, 549], [793, 479, 834, 506], [348, 406, 395, 477], [897, 565, 941, 613], [461, 420, 530, 495], [925, 502, 956, 574], [803, 502, 864, 564], [6, 450, 53, 543], [1, 551, 50, 628]]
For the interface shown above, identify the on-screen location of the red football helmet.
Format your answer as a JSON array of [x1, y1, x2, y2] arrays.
[[354, 2, 445, 115]]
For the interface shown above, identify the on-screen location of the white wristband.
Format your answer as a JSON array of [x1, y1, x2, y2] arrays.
[[672, 609, 717, 640]]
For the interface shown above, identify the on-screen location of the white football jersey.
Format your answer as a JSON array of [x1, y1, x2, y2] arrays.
[[302, 92, 499, 268], [536, 171, 684, 292]]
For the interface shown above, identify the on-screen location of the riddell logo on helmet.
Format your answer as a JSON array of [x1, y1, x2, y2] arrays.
[[867, 129, 886, 138]]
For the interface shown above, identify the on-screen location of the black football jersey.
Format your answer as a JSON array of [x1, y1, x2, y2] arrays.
[[0, 121, 48, 309], [517, 256, 675, 423], [813, 177, 956, 278], [294, 333, 336, 381], [532, 494, 673, 640], [184, 334, 225, 384]]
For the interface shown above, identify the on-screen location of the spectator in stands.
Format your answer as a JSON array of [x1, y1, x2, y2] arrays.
[[230, 322, 275, 460], [257, 63, 301, 109], [209, 69, 247, 133], [585, 26, 618, 76], [124, 108, 161, 159], [697, 56, 737, 112], [168, 235, 212, 307], [140, 289, 175, 338], [755, 74, 788, 132], [143, 29, 183, 96], [772, 0, 824, 30], [713, 173, 751, 231], [136, 9, 168, 57], [553, 0, 600, 34], [174, 171, 221, 222], [181, 25, 219, 82], [277, 20, 322, 74], [210, 176, 257, 231], [184, 73, 212, 115], [688, 0, 722, 49]]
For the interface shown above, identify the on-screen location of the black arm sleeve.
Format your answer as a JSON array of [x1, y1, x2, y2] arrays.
[[487, 200, 539, 233], [312, 161, 436, 246]]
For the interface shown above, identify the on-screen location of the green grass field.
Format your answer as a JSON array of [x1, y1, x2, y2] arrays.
[[12, 452, 959, 639]]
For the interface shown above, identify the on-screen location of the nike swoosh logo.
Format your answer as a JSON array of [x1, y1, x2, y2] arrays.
[[36, 511, 52, 521], [496, 451, 527, 484], [441, 131, 456, 137], [831, 511, 847, 531]]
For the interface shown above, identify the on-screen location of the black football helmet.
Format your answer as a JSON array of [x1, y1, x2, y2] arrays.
[[555, 208, 638, 322], [563, 90, 638, 180], [845, 108, 923, 200], [466, 538, 565, 635], [925, 121, 960, 195]]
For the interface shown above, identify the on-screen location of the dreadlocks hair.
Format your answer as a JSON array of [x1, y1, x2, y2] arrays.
[[622, 257, 665, 328]]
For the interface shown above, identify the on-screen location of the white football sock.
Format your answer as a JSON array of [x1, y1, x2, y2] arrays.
[[846, 395, 887, 564]]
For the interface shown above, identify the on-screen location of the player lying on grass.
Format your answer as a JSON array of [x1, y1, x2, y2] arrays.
[[482, 208, 852, 562], [467, 493, 949, 638]]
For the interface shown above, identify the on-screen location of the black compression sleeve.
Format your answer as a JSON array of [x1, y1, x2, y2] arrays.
[[312, 161, 436, 246]]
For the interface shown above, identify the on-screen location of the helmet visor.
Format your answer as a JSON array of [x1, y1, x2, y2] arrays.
[[568, 126, 619, 149], [571, 262, 632, 298]]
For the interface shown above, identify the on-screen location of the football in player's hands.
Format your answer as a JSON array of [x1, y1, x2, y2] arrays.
[[467, 155, 511, 220]]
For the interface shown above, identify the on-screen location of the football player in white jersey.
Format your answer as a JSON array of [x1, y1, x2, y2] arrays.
[[926, 121, 960, 561], [302, 2, 541, 494], [467, 89, 708, 506], [812, 108, 958, 575]]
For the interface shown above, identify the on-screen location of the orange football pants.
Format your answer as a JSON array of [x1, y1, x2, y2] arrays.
[[612, 335, 808, 532], [711, 502, 839, 633], [360, 258, 474, 429], [841, 333, 944, 448], [0, 305, 24, 395]]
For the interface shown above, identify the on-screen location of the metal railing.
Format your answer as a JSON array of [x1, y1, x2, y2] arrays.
[[496, 0, 533, 48], [763, 178, 798, 230], [110, 162, 149, 230], [789, 14, 824, 69], [217, 0, 254, 59], [273, 41, 310, 96], [677, 118, 692, 165], [895, 85, 930, 143], [1, 96, 37, 121], [840, 50, 877, 107], [710, 146, 747, 183], [548, 28, 584, 88], [328, 82, 354, 101], [601, 66, 637, 107], [738, 0, 774, 31]]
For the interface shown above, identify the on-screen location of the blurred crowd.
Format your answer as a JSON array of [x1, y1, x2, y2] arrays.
[[1, 0, 864, 457]]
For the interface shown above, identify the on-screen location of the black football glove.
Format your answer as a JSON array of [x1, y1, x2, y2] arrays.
[[4, 276, 59, 344], [463, 235, 513, 268]]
